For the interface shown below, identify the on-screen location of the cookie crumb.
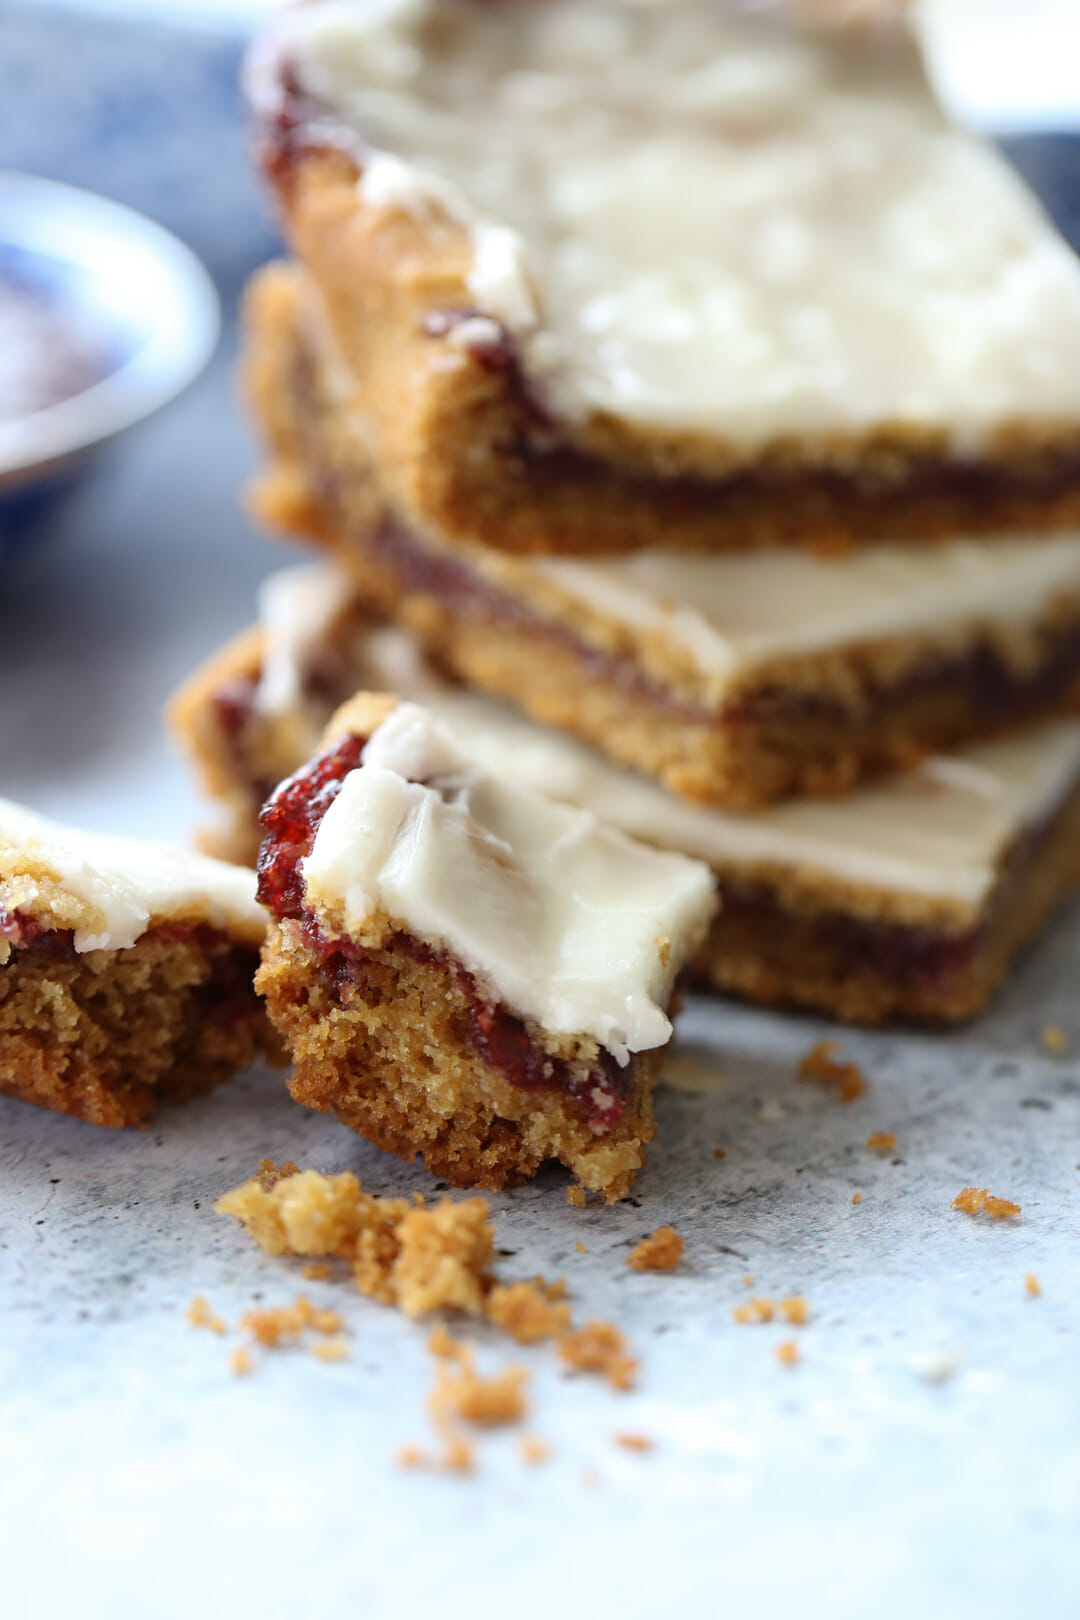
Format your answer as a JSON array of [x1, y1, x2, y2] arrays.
[[1025, 1272, 1042, 1297], [712, 1147, 726, 1160], [866, 1132, 897, 1154], [798, 1040, 866, 1103], [952, 1187, 1021, 1218], [565, 1185, 587, 1208], [185, 1296, 226, 1334], [395, 1445, 428, 1470], [733, 1297, 774, 1324], [255, 1158, 299, 1192], [614, 1432, 655, 1453], [486, 1280, 571, 1343], [229, 1347, 253, 1378], [575, 1241, 588, 1254], [742, 1273, 755, 1287], [778, 1295, 810, 1327], [852, 1193, 862, 1205], [301, 1262, 333, 1280], [626, 1226, 684, 1272], [558, 1320, 638, 1391], [429, 1350, 530, 1428], [518, 1434, 551, 1467], [1041, 1024, 1068, 1055], [775, 1339, 800, 1368], [311, 1336, 350, 1363]]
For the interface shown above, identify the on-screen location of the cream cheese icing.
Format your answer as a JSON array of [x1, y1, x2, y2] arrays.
[[300, 703, 717, 1059], [0, 799, 265, 952], [527, 533, 1080, 683], [275, 0, 1080, 446], [254, 562, 350, 718], [255, 567, 1080, 914]]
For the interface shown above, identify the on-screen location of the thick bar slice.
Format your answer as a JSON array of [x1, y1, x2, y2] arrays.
[[173, 577, 1080, 1025], [243, 264, 1080, 809], [0, 801, 271, 1125], [254, 695, 716, 1198], [247, 0, 1080, 555]]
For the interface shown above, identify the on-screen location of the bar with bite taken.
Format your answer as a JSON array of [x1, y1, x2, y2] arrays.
[[253, 693, 717, 1199]]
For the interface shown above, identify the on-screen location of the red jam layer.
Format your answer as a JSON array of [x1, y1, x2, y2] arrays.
[[257, 733, 633, 1130]]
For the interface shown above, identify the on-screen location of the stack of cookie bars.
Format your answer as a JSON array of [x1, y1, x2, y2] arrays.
[[176, 0, 1080, 1028]]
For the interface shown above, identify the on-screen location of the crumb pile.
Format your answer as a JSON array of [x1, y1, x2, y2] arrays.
[[214, 1161, 644, 1469]]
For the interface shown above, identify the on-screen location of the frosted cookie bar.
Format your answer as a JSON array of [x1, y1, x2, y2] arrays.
[[242, 266, 1080, 808], [0, 802, 270, 1126], [172, 583, 1080, 1025], [253, 695, 716, 1198], [247, 0, 1080, 556]]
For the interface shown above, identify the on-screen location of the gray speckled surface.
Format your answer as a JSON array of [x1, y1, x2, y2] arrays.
[[3, 9, 1080, 1612]]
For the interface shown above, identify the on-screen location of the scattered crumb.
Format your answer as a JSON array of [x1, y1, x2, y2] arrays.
[[1025, 1272, 1042, 1297], [712, 1147, 726, 1160], [778, 1295, 811, 1327], [866, 1132, 897, 1154], [439, 1436, 476, 1474], [742, 1273, 755, 1288], [626, 1226, 684, 1272], [852, 1193, 863, 1205], [255, 1158, 299, 1192], [575, 1241, 588, 1255], [912, 1349, 963, 1385], [518, 1434, 551, 1467], [565, 1185, 587, 1209], [240, 1295, 344, 1347], [429, 1348, 530, 1429], [775, 1339, 800, 1368], [798, 1040, 867, 1103], [1041, 1024, 1068, 1055], [185, 1296, 226, 1335], [614, 1432, 655, 1453], [486, 1280, 571, 1344], [427, 1323, 461, 1360], [952, 1187, 1021, 1219], [558, 1321, 638, 1391], [756, 1099, 786, 1123], [301, 1262, 333, 1281], [229, 1347, 253, 1378], [385, 1198, 494, 1319], [733, 1297, 774, 1324], [311, 1336, 350, 1363], [395, 1445, 428, 1470]]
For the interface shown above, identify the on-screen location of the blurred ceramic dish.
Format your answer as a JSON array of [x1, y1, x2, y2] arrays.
[[0, 170, 219, 495]]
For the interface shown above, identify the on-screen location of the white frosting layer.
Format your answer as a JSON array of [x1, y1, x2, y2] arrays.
[[254, 562, 349, 717], [531, 533, 1080, 682], [301, 703, 717, 1058], [280, 0, 1080, 445], [0, 799, 265, 953], [414, 695, 1080, 912]]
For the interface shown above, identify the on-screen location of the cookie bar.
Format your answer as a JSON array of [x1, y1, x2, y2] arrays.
[[0, 801, 271, 1125], [253, 695, 716, 1198], [173, 582, 1080, 1025], [243, 265, 1080, 808], [246, 0, 1080, 556]]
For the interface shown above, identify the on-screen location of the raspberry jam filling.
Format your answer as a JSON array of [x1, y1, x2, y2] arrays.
[[258, 734, 633, 1130]]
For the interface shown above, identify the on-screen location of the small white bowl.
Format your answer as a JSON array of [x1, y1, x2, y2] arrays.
[[0, 170, 220, 494]]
